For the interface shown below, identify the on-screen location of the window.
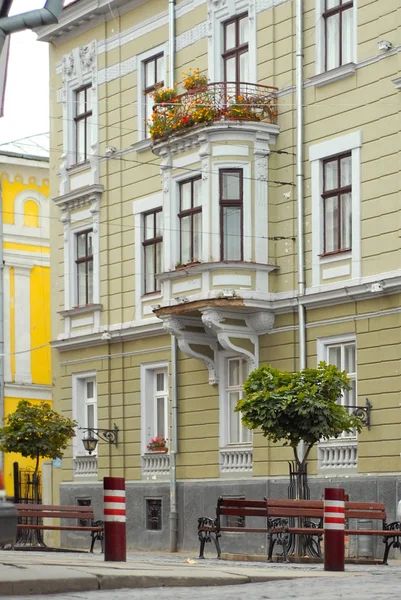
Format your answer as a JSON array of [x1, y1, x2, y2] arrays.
[[146, 499, 162, 530], [143, 53, 164, 137], [220, 169, 243, 261], [75, 229, 93, 306], [141, 364, 169, 455], [84, 378, 97, 431], [72, 372, 97, 458], [178, 177, 202, 264], [143, 209, 163, 294], [74, 84, 92, 163], [326, 341, 356, 409], [153, 369, 168, 440], [226, 357, 251, 444], [322, 153, 352, 254], [223, 13, 249, 85], [323, 0, 353, 71], [309, 131, 361, 287]]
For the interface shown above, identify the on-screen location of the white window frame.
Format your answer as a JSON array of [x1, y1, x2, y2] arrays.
[[72, 371, 97, 458], [315, 0, 357, 79], [74, 227, 94, 307], [218, 352, 252, 448], [69, 222, 97, 309], [309, 131, 362, 288], [60, 44, 98, 171], [140, 362, 169, 454], [208, 0, 256, 84], [212, 161, 252, 262], [171, 169, 203, 266], [133, 193, 164, 316], [317, 334, 357, 438], [137, 43, 168, 143]]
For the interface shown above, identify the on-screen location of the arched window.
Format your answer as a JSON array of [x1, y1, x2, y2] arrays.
[[23, 200, 39, 228]]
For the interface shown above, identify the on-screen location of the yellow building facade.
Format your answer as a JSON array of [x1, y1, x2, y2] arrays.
[[1, 151, 51, 497], [39, 0, 401, 555]]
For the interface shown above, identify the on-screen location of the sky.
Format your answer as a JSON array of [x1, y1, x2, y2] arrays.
[[0, 0, 73, 149]]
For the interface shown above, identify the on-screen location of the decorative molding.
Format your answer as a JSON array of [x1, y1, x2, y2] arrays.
[[245, 311, 275, 334], [53, 184, 104, 211], [176, 22, 208, 52], [201, 308, 274, 372], [161, 316, 219, 384]]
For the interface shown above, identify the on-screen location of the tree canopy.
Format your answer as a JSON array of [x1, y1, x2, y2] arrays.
[[0, 400, 77, 475], [236, 362, 363, 467]]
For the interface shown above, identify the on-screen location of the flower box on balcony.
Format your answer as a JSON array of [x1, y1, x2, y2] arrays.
[[148, 80, 278, 141]]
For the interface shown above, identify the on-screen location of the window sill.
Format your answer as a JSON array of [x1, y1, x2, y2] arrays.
[[67, 161, 91, 174], [308, 63, 356, 88], [319, 250, 351, 264], [131, 138, 153, 154], [59, 303, 102, 318]]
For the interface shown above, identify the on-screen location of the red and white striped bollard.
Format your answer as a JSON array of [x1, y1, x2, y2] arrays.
[[103, 477, 126, 562], [324, 487, 345, 571]]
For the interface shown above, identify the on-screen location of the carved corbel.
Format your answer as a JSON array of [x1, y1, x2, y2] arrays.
[[162, 316, 219, 384], [217, 332, 258, 373], [177, 339, 219, 385]]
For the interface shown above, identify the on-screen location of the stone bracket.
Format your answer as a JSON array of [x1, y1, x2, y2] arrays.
[[161, 316, 219, 385]]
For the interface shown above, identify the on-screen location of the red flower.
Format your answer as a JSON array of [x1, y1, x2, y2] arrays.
[[182, 116, 189, 124]]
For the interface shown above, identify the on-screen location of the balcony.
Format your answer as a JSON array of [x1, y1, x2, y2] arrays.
[[149, 82, 278, 142]]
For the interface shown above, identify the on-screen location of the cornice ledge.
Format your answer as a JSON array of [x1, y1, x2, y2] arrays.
[[53, 184, 104, 210], [302, 275, 401, 309], [157, 261, 278, 282], [52, 321, 165, 351], [152, 121, 280, 158]]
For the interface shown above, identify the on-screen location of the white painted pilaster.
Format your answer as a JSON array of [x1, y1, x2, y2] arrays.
[[13, 265, 32, 384]]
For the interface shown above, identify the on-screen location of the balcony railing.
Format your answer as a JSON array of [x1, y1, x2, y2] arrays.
[[149, 82, 278, 141], [220, 446, 253, 473]]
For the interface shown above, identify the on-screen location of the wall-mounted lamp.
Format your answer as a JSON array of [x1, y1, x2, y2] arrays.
[[80, 424, 119, 455]]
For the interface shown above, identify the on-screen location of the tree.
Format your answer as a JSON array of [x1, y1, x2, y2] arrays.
[[0, 400, 77, 477], [236, 362, 363, 470]]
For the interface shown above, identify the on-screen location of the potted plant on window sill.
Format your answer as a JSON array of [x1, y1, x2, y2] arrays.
[[147, 437, 168, 453], [175, 259, 200, 271]]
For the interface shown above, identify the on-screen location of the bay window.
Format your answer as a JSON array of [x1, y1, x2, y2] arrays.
[[178, 177, 202, 264], [220, 169, 243, 261]]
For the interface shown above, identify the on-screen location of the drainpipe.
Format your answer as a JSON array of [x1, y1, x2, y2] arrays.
[[169, 335, 178, 552], [168, 0, 175, 87], [0, 0, 64, 56], [296, 0, 306, 464]]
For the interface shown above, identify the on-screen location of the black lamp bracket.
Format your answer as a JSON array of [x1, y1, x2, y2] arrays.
[[79, 423, 119, 447]]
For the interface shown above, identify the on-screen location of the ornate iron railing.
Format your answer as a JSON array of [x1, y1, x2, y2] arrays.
[[149, 82, 278, 141]]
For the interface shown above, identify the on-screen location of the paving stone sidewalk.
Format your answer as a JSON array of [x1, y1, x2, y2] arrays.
[[0, 549, 399, 597]]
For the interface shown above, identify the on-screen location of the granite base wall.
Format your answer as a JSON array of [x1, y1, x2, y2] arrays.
[[59, 475, 401, 559]]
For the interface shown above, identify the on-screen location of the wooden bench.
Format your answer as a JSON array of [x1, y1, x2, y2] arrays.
[[197, 496, 401, 564], [15, 504, 104, 553], [198, 497, 268, 559], [266, 498, 401, 564]]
